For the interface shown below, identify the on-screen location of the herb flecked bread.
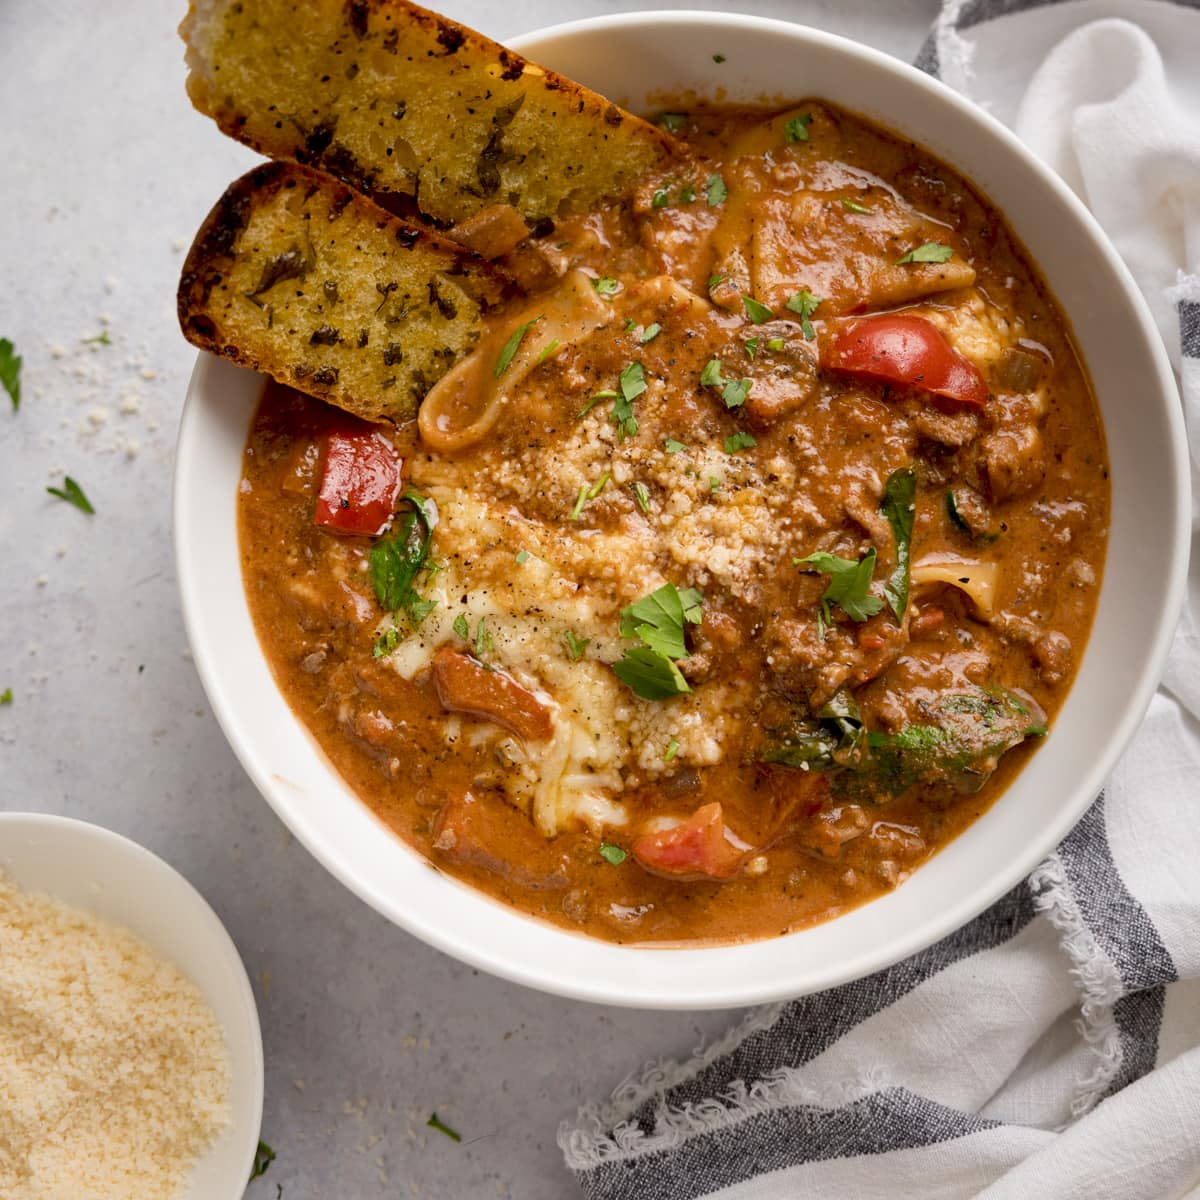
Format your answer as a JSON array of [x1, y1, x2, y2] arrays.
[[178, 161, 506, 424], [180, 0, 682, 229]]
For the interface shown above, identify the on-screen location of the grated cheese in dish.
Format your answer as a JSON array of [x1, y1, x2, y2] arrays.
[[0, 871, 232, 1200]]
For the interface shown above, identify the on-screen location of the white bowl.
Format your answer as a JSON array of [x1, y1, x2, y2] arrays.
[[174, 12, 1188, 1008], [0, 812, 264, 1193]]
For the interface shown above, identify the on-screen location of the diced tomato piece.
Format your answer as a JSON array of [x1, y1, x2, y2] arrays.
[[631, 802, 750, 881], [314, 428, 402, 536], [821, 315, 988, 409], [431, 647, 555, 743]]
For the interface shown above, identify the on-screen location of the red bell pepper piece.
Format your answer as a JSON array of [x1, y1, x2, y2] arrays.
[[632, 802, 750, 881], [821, 314, 988, 409], [314, 428, 402, 536]]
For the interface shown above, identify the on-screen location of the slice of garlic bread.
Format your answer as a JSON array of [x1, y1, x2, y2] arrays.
[[179, 0, 680, 229], [178, 161, 506, 424]]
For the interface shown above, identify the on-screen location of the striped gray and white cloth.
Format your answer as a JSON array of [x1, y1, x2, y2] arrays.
[[560, 3, 1200, 1196]]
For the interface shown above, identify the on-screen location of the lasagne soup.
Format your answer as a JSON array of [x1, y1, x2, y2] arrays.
[[239, 102, 1108, 945]]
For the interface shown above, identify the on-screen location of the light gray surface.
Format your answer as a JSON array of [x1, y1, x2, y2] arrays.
[[0, 1, 935, 1195]]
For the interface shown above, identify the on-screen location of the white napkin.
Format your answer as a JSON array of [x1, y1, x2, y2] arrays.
[[561, 5, 1200, 1197]]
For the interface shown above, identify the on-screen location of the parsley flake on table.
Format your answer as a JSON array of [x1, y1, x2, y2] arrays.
[[742, 295, 773, 324], [705, 173, 728, 207], [599, 842, 627, 865], [1, 688, 12, 705], [1, 338, 22, 411], [785, 289, 822, 339], [562, 630, 591, 661], [785, 112, 812, 143], [427, 1113, 462, 1143], [712, 52, 726, 63], [795, 549, 884, 626], [494, 315, 543, 378], [592, 276, 620, 296], [249, 1139, 276, 1181], [46, 476, 94, 514], [724, 431, 757, 453], [82, 331, 112, 346], [896, 242, 954, 265], [656, 112, 688, 133]]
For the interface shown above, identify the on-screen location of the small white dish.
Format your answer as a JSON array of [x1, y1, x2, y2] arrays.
[[174, 12, 1188, 1008], [0, 812, 264, 1196]]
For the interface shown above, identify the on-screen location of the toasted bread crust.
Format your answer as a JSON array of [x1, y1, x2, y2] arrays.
[[180, 0, 681, 228], [178, 162, 506, 423]]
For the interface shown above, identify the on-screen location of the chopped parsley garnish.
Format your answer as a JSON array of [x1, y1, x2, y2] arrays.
[[742, 295, 773, 324], [249, 1140, 276, 1181], [537, 338, 560, 364], [652, 187, 669, 208], [784, 112, 812, 143], [724, 431, 757, 453], [700, 358, 724, 387], [587, 471, 611, 500], [373, 628, 401, 658], [896, 242, 954, 265], [563, 629, 591, 661], [515, 549, 530, 565], [721, 378, 752, 409], [613, 362, 646, 440], [613, 583, 702, 700], [795, 549, 884, 627], [881, 467, 916, 621], [82, 331, 112, 346], [599, 842, 627, 865], [641, 322, 662, 344], [712, 52, 726, 63], [473, 617, 494, 660], [663, 437, 687, 453], [624, 317, 636, 331], [744, 337, 759, 359], [593, 276, 620, 296], [705, 174, 728, 207], [569, 483, 589, 521], [494, 315, 543, 378], [46, 476, 94, 514], [766, 337, 785, 352], [708, 272, 728, 291], [656, 112, 688, 132], [665, 737, 680, 762], [427, 1113, 462, 1143], [842, 197, 872, 214], [785, 290, 822, 339], [679, 183, 697, 204], [709, 476, 721, 493], [369, 490, 438, 631], [1, 688, 12, 705], [453, 613, 470, 640], [578, 389, 618, 419], [0, 338, 22, 411], [634, 481, 651, 513]]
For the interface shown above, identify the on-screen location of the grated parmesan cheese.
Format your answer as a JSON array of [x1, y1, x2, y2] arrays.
[[0, 871, 232, 1199]]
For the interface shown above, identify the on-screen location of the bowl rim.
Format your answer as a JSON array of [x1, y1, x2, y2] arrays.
[[173, 9, 1190, 1009], [0, 810, 265, 1189]]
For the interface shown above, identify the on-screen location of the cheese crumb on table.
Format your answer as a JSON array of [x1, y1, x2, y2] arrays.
[[0, 871, 233, 1199]]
